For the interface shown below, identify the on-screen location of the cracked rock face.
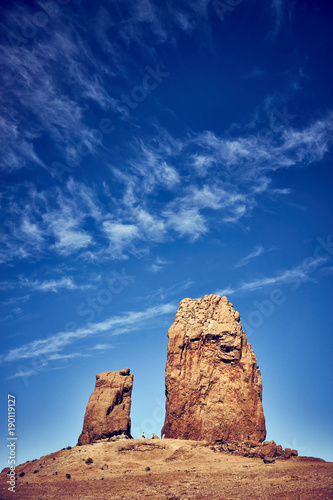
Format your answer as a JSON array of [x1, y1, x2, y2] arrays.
[[161, 295, 266, 443], [78, 369, 133, 445]]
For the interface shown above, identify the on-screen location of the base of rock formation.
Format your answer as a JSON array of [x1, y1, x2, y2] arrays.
[[210, 439, 298, 460], [1, 439, 331, 500]]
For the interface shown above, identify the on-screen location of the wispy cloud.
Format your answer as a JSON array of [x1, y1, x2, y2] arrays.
[[0, 109, 332, 264], [268, 0, 295, 38], [47, 353, 84, 361], [1, 302, 177, 364], [19, 276, 84, 293], [0, 0, 216, 175], [0, 280, 30, 298], [92, 343, 114, 350], [0, 180, 99, 263], [0, 275, 90, 294], [164, 207, 207, 241], [7, 368, 40, 380], [270, 0, 285, 35], [0, 31, 96, 172], [234, 245, 265, 268], [149, 257, 169, 273], [217, 255, 329, 296], [129, 141, 180, 192], [6, 352, 84, 380], [102, 222, 140, 259], [143, 279, 194, 303]]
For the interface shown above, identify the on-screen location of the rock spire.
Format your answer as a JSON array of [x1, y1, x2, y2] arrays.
[[161, 295, 266, 443], [78, 368, 133, 445]]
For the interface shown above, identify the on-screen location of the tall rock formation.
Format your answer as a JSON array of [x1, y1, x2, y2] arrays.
[[78, 368, 133, 445], [161, 295, 266, 443]]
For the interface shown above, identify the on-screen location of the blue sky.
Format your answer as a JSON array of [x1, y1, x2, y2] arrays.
[[0, 0, 332, 467]]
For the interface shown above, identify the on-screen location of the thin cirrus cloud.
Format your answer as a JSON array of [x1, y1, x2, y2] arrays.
[[7, 353, 85, 380], [0, 0, 215, 174], [0, 180, 99, 264], [0, 113, 332, 265], [217, 255, 329, 296], [102, 222, 141, 260], [149, 257, 170, 273], [144, 279, 194, 303], [1, 302, 177, 365], [18, 276, 87, 293], [0, 276, 82, 294], [0, 21, 111, 172], [234, 245, 265, 268], [92, 343, 114, 350]]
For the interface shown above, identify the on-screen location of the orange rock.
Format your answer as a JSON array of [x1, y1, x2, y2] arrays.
[[161, 294, 266, 443], [276, 445, 284, 456], [260, 441, 277, 458], [78, 369, 133, 445]]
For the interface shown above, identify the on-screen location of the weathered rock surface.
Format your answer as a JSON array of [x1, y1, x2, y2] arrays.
[[78, 369, 133, 445], [260, 441, 277, 458], [211, 439, 298, 461], [161, 294, 266, 443]]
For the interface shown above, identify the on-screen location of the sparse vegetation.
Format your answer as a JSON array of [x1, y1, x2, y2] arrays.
[[66, 473, 71, 479], [85, 457, 93, 464], [19, 472, 25, 477]]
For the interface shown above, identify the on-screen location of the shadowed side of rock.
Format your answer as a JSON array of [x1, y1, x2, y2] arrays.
[[161, 294, 266, 443], [78, 368, 133, 445]]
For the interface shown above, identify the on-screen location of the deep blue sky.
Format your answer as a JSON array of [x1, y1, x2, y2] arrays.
[[0, 0, 332, 468]]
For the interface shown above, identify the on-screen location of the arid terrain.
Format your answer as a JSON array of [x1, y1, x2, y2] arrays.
[[1, 438, 332, 499]]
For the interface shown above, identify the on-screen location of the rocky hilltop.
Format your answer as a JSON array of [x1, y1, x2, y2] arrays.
[[1, 438, 330, 500], [2, 295, 332, 500], [162, 294, 266, 443], [78, 368, 133, 445]]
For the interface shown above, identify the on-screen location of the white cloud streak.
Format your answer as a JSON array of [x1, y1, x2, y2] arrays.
[[217, 256, 329, 296], [19, 277, 83, 293], [0, 94, 332, 264], [92, 343, 114, 350], [1, 302, 177, 364], [234, 245, 265, 268]]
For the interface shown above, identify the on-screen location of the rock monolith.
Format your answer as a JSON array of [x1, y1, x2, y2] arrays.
[[78, 368, 133, 445], [161, 294, 266, 443]]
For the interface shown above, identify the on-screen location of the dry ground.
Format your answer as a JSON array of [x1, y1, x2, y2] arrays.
[[1, 438, 332, 499]]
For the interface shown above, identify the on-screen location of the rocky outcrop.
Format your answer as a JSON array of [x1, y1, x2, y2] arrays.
[[211, 439, 298, 461], [161, 294, 266, 443], [78, 369, 133, 445]]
